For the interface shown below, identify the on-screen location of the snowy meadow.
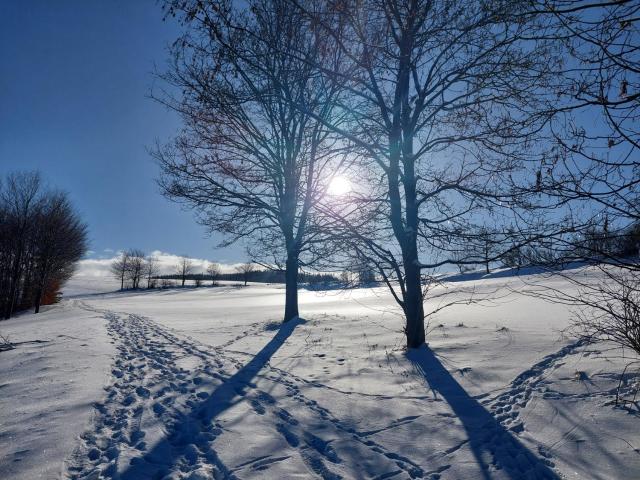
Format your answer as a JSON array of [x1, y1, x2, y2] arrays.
[[2, 0, 639, 479], [1, 268, 638, 479]]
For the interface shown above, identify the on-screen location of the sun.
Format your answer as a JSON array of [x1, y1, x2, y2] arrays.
[[327, 176, 352, 196]]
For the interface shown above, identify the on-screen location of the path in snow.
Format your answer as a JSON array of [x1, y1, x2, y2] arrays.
[[65, 305, 429, 479], [63, 300, 576, 480]]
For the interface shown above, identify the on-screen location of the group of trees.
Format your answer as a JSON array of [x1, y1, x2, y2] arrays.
[[157, 0, 639, 350], [0, 171, 87, 318], [222, 264, 343, 285], [152, 261, 342, 287], [163, 262, 254, 287], [110, 250, 160, 290], [110, 253, 224, 289]]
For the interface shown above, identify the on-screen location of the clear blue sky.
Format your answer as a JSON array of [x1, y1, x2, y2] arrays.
[[0, 0, 241, 262]]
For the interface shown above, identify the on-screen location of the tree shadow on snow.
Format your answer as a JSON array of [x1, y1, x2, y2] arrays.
[[407, 346, 559, 480], [119, 317, 304, 480]]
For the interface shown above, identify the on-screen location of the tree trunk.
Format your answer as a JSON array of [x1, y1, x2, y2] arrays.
[[402, 241, 425, 348], [34, 287, 42, 313], [484, 244, 490, 274], [401, 207, 425, 348], [182, 276, 185, 287], [283, 252, 299, 322], [387, 154, 426, 348], [5, 255, 23, 319], [400, 94, 425, 348], [34, 272, 46, 314], [393, 30, 426, 349]]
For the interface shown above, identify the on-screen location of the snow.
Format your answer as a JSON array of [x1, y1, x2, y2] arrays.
[[1, 269, 639, 479], [62, 274, 121, 297], [0, 301, 114, 480]]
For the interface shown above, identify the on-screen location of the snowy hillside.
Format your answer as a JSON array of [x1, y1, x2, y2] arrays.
[[1, 269, 639, 479]]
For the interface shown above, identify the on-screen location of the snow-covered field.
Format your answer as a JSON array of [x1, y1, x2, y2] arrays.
[[1, 270, 639, 479]]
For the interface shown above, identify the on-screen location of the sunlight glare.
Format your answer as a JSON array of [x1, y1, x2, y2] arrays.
[[327, 176, 352, 196]]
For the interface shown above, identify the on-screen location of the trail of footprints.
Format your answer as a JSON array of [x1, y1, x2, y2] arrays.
[[68, 305, 578, 479], [67, 309, 439, 479], [473, 338, 590, 476], [486, 339, 588, 437], [67, 311, 232, 479]]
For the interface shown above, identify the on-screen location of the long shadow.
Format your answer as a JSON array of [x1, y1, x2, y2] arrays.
[[119, 317, 304, 480], [406, 346, 559, 480]]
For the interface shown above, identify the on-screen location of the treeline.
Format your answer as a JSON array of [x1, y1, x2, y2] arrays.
[[154, 269, 341, 286], [0, 172, 88, 319], [110, 250, 344, 290], [498, 221, 640, 272], [447, 217, 640, 276], [573, 221, 640, 261]]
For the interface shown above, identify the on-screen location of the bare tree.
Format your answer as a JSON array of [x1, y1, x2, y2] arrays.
[[31, 192, 88, 313], [126, 249, 146, 289], [111, 251, 131, 291], [463, 227, 500, 275], [144, 254, 160, 289], [176, 256, 194, 287], [207, 262, 221, 286], [236, 262, 256, 286], [524, 1, 640, 262], [295, 0, 563, 347], [523, 264, 640, 386], [156, 0, 347, 322], [573, 268, 640, 355], [0, 172, 42, 319], [0, 171, 87, 317], [517, 3, 640, 357]]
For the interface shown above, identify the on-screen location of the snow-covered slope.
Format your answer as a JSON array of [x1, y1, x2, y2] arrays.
[[0, 301, 114, 480], [1, 270, 638, 479]]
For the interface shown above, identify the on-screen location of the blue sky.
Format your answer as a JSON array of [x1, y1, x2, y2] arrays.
[[0, 0, 242, 263]]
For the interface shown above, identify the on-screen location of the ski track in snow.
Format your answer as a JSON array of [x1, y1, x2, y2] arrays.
[[65, 301, 583, 480]]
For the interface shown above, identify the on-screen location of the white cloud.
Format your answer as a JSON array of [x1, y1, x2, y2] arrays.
[[73, 251, 245, 278]]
